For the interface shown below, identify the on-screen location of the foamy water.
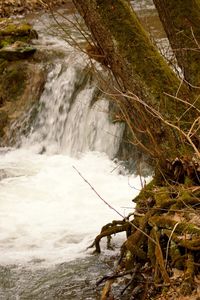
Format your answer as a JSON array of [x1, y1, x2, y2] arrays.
[[0, 3, 154, 298], [0, 149, 143, 266], [0, 1, 153, 270]]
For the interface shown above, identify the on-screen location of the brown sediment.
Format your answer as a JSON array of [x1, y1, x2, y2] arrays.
[[0, 0, 74, 18]]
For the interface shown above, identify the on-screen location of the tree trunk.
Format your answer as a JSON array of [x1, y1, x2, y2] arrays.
[[71, 2, 200, 298], [153, 0, 200, 88], [72, 0, 199, 162]]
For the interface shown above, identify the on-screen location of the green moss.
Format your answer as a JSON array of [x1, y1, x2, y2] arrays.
[[134, 179, 155, 202], [155, 0, 200, 89], [0, 37, 13, 48], [170, 190, 199, 210], [149, 216, 200, 236], [0, 23, 32, 36], [92, 0, 200, 161], [0, 21, 38, 49], [169, 240, 183, 269], [0, 36, 34, 49], [184, 176, 194, 186], [96, 0, 190, 119], [154, 187, 171, 206]]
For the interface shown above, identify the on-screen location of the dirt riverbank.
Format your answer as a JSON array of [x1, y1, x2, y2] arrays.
[[0, 0, 72, 17]]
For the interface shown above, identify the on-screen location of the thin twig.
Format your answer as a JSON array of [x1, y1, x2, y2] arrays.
[[72, 166, 157, 245], [165, 222, 180, 268]]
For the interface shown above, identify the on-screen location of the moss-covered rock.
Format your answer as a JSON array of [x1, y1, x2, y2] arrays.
[[0, 41, 36, 60], [0, 19, 38, 49], [0, 18, 41, 143], [0, 22, 36, 37], [0, 58, 45, 145], [0, 60, 27, 103]]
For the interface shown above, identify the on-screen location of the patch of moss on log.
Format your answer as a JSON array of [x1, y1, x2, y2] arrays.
[[96, 0, 194, 118], [93, 177, 200, 298], [149, 216, 200, 236], [169, 240, 183, 269], [73, 0, 199, 163], [181, 253, 195, 295]]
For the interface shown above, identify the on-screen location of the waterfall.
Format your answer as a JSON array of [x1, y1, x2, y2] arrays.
[[0, 49, 142, 267], [23, 53, 124, 159], [0, 7, 151, 300]]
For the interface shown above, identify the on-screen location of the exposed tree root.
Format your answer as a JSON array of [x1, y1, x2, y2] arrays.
[[92, 170, 200, 299], [89, 220, 133, 253]]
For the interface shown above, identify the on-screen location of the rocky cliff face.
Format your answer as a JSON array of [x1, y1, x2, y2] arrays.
[[0, 18, 46, 146], [0, 60, 45, 146]]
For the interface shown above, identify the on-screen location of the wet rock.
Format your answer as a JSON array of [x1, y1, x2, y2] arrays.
[[0, 58, 45, 145], [0, 41, 36, 60], [0, 110, 8, 135], [0, 60, 27, 103], [0, 19, 38, 48]]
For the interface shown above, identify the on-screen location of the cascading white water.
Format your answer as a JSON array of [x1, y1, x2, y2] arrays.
[[0, 48, 146, 267], [24, 54, 124, 158], [0, 149, 144, 265], [0, 3, 153, 299]]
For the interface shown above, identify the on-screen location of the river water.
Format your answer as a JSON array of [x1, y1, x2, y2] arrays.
[[0, 2, 156, 299], [0, 148, 143, 299]]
